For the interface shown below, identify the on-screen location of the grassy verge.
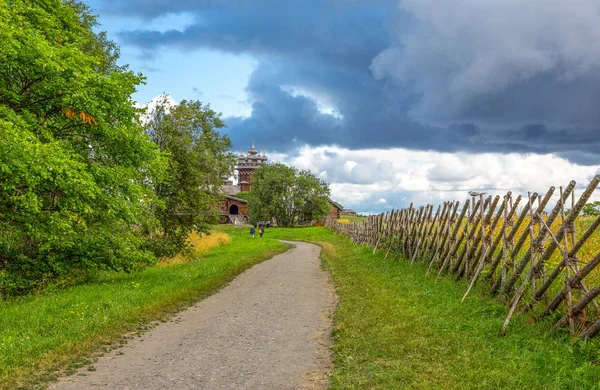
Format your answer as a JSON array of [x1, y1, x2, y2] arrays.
[[268, 227, 600, 389], [0, 226, 289, 389]]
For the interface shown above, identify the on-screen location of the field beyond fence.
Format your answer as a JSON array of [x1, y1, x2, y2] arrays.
[[327, 174, 600, 338]]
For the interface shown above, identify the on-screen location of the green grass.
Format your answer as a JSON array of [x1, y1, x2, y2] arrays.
[[5, 224, 600, 389], [268, 227, 600, 389], [0, 226, 289, 389]]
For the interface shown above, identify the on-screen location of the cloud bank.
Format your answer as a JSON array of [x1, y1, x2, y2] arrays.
[[280, 145, 600, 213], [90, 0, 600, 211], [101, 0, 600, 165], [372, 0, 600, 130]]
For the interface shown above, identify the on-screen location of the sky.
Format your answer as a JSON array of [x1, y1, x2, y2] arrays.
[[86, 0, 600, 214]]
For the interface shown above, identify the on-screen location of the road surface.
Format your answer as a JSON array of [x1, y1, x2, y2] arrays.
[[52, 241, 337, 390]]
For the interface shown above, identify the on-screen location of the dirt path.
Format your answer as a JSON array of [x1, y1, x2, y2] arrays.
[[51, 241, 337, 390]]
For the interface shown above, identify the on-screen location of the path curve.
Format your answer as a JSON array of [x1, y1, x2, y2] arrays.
[[51, 241, 337, 390]]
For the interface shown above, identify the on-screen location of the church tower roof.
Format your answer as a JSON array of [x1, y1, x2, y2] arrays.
[[248, 138, 258, 155]]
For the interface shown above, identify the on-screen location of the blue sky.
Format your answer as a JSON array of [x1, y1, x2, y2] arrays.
[[87, 5, 257, 119], [85, 0, 600, 214]]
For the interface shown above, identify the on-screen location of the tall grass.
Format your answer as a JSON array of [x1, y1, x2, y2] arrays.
[[158, 231, 233, 267]]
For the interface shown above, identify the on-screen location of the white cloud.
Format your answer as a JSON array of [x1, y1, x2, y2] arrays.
[[279, 144, 600, 214], [138, 94, 177, 125], [343, 160, 357, 173]]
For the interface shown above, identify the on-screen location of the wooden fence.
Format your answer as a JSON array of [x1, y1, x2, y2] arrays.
[[326, 175, 600, 337]]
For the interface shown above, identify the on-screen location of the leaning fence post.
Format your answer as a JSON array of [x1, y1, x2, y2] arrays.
[[426, 202, 453, 275], [452, 199, 482, 275], [559, 186, 575, 334], [412, 205, 435, 264], [527, 192, 537, 295], [499, 193, 511, 297], [502, 187, 557, 296], [430, 201, 458, 274], [533, 175, 599, 302], [436, 200, 468, 282], [461, 193, 494, 301], [501, 182, 575, 334]]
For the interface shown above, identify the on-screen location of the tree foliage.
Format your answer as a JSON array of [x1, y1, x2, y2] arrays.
[[248, 163, 330, 227], [0, 0, 164, 296], [143, 97, 236, 255], [582, 201, 600, 217], [233, 191, 250, 201]]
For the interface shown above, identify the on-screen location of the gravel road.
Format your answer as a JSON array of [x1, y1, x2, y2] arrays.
[[51, 241, 337, 390]]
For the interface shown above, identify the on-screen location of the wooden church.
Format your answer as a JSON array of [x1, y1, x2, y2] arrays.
[[218, 140, 344, 225], [219, 141, 267, 224]]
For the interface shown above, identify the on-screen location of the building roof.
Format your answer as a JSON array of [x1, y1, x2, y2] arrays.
[[237, 140, 268, 166], [248, 138, 258, 155], [329, 198, 344, 210], [223, 184, 241, 196], [225, 195, 248, 203]]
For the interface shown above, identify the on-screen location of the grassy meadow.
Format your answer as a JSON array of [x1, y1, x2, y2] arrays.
[[0, 226, 289, 389], [3, 223, 600, 389], [268, 226, 600, 389]]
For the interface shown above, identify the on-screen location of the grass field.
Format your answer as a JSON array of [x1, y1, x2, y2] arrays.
[[4, 224, 600, 389], [268, 227, 600, 389], [0, 226, 289, 389]]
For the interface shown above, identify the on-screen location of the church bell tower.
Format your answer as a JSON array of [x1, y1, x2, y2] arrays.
[[236, 139, 267, 192]]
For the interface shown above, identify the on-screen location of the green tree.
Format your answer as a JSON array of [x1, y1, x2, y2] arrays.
[[233, 191, 250, 201], [582, 201, 600, 216], [0, 0, 164, 296], [144, 96, 236, 255], [248, 163, 330, 227]]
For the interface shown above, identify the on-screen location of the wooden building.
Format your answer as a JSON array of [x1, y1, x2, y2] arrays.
[[223, 195, 248, 216], [218, 141, 267, 224], [327, 198, 344, 220], [218, 141, 342, 226], [218, 195, 248, 224], [237, 140, 267, 192], [341, 209, 358, 217]]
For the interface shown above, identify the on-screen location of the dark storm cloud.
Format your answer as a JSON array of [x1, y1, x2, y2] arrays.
[[95, 0, 277, 19], [100, 0, 600, 164], [222, 58, 549, 156], [221, 59, 492, 153], [117, 2, 390, 72]]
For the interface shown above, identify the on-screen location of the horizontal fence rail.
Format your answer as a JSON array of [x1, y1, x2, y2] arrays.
[[327, 175, 600, 337]]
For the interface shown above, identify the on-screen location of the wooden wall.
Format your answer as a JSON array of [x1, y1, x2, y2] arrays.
[[328, 205, 340, 220]]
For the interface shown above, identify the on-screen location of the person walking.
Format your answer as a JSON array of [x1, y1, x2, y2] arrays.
[[259, 226, 264, 239], [250, 225, 255, 238]]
